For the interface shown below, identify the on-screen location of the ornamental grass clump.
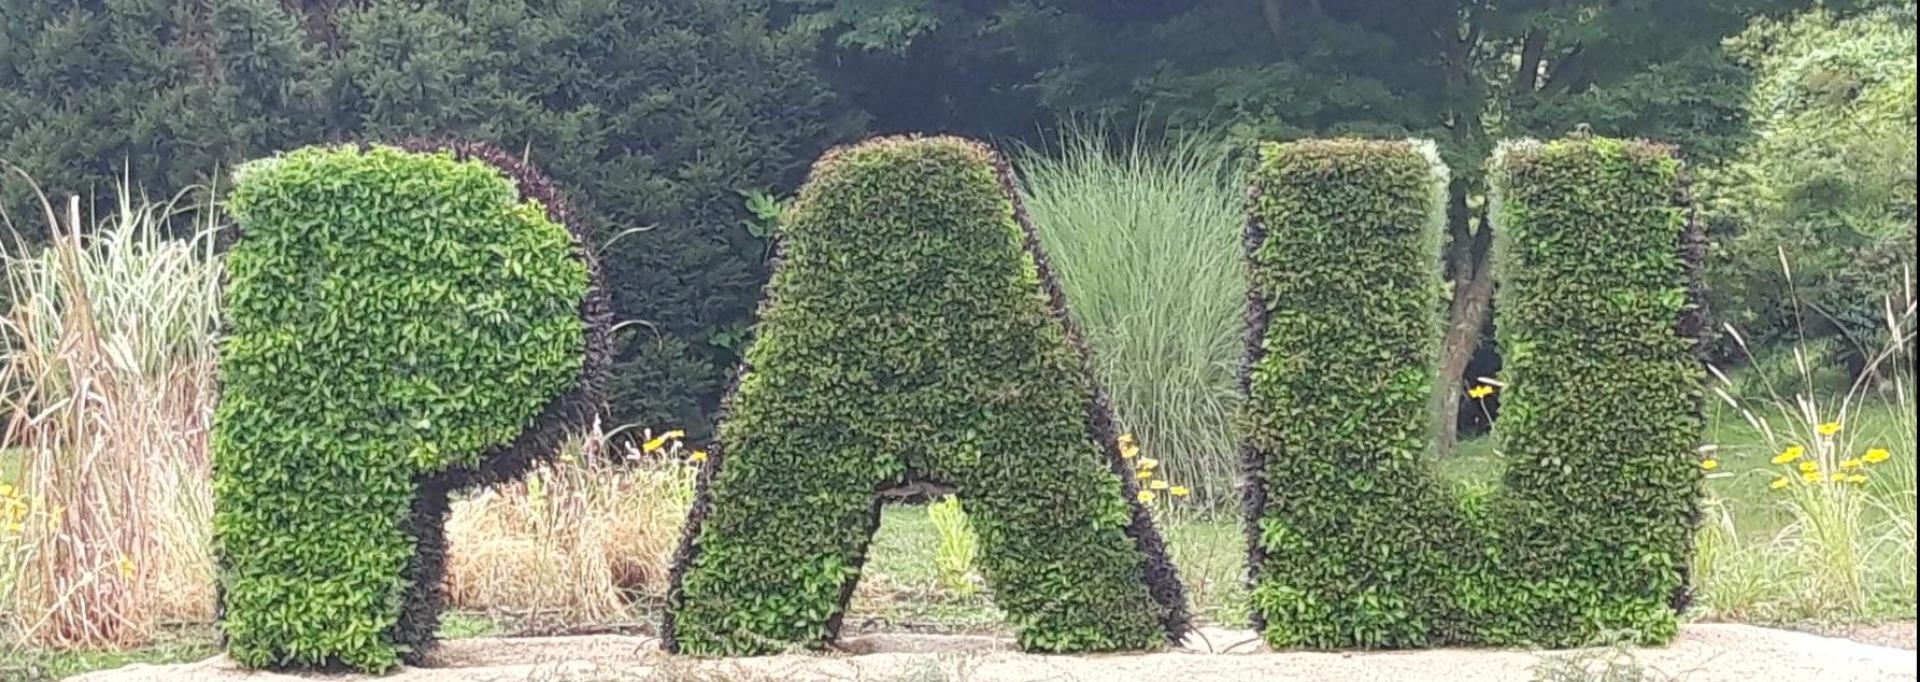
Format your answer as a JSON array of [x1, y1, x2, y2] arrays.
[[664, 135, 1188, 656], [1, 183, 222, 650], [214, 142, 608, 672]]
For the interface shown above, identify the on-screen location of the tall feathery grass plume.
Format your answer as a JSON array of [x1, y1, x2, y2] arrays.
[[1, 171, 222, 649]]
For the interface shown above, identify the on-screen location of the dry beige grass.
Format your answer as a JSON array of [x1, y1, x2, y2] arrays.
[[444, 428, 695, 629], [2, 190, 221, 649]]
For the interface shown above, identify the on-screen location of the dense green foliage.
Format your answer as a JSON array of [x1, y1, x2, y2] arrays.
[[1017, 132, 1245, 506], [0, 0, 316, 241], [215, 145, 590, 671], [1487, 137, 1706, 644], [1242, 137, 1702, 648], [1242, 139, 1459, 647], [2, 0, 849, 436], [1705, 2, 1917, 365], [665, 136, 1185, 655]]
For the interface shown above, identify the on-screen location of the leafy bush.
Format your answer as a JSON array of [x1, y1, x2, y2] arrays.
[[1241, 138, 1458, 647], [1706, 4, 1917, 363], [1017, 130, 1245, 507], [1488, 137, 1705, 644], [664, 136, 1187, 656], [214, 143, 608, 672], [1241, 136, 1702, 648]]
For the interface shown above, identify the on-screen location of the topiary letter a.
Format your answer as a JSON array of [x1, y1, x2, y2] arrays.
[[214, 142, 610, 672], [663, 136, 1190, 655]]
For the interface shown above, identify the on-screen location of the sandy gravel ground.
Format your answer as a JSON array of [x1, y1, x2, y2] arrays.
[[62, 624, 1917, 682]]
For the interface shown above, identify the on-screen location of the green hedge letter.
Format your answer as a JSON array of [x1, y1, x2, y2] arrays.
[[215, 143, 609, 672], [664, 136, 1190, 655], [1241, 136, 1703, 649]]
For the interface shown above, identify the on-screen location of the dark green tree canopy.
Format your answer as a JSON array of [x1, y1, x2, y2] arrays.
[[665, 136, 1187, 656], [3, 0, 853, 441]]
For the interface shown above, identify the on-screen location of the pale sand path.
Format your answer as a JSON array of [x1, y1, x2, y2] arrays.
[[62, 624, 1916, 682]]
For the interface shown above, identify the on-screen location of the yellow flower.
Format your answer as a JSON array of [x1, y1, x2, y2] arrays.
[[1800, 470, 1822, 483], [0, 483, 13, 497], [1700, 459, 1720, 471], [1771, 446, 1805, 465], [1138, 457, 1159, 471], [1120, 444, 1141, 460], [1863, 448, 1892, 464], [1170, 486, 1191, 497], [1817, 422, 1842, 437], [117, 557, 136, 580], [1136, 490, 1156, 504], [1847, 474, 1869, 485], [642, 429, 686, 453], [1468, 385, 1495, 399], [1798, 460, 1818, 474], [1770, 477, 1791, 490], [1841, 458, 1863, 470], [1150, 480, 1170, 491], [1135, 470, 1154, 480], [1118, 433, 1136, 447], [688, 450, 709, 463]]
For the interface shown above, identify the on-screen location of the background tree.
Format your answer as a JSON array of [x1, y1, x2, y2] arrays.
[[0, 0, 318, 240], [782, 0, 1793, 449], [1704, 1, 1916, 378], [4, 0, 857, 439]]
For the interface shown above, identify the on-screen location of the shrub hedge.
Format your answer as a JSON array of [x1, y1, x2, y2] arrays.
[[214, 142, 610, 672], [1486, 136, 1705, 644], [1240, 136, 1702, 649], [663, 135, 1189, 656]]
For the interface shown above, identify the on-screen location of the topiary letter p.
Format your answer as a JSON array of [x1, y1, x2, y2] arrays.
[[214, 143, 609, 672]]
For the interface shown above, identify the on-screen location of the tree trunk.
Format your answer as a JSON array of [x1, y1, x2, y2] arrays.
[[1433, 181, 1494, 454]]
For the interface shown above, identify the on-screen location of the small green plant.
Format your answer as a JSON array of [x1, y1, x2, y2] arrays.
[[1531, 645, 1684, 682], [927, 496, 978, 598]]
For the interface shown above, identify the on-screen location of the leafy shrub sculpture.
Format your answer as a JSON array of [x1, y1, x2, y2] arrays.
[[664, 136, 1189, 655], [214, 142, 610, 672], [1241, 136, 1703, 649]]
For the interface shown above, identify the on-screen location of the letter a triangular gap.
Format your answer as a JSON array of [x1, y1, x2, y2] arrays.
[[1240, 137, 1703, 650], [663, 135, 1190, 656]]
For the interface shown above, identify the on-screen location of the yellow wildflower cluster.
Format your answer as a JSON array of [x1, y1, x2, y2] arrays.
[[1765, 422, 1894, 491], [1, 482, 27, 534], [626, 428, 709, 464], [1118, 433, 1189, 504]]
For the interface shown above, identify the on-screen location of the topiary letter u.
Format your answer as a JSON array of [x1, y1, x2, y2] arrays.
[[214, 142, 610, 672], [1240, 136, 1705, 650], [663, 135, 1190, 655]]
